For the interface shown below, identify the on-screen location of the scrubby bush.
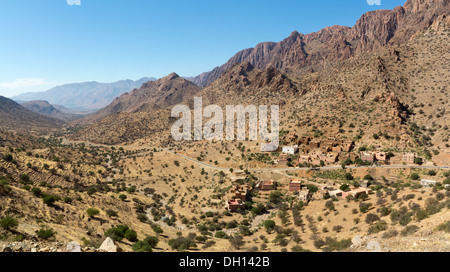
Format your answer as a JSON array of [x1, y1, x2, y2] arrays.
[[229, 235, 245, 249], [36, 227, 56, 239], [169, 236, 197, 252], [359, 202, 372, 213], [381, 229, 398, 239], [368, 221, 387, 234], [365, 213, 380, 225], [0, 215, 19, 230], [3, 154, 13, 162], [43, 195, 57, 206], [436, 221, 450, 233], [400, 225, 420, 236], [124, 229, 138, 242], [264, 220, 276, 233], [86, 208, 100, 218], [31, 187, 42, 197], [106, 209, 118, 218], [104, 225, 131, 242]]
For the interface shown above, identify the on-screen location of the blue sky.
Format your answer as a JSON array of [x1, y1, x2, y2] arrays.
[[0, 0, 406, 97]]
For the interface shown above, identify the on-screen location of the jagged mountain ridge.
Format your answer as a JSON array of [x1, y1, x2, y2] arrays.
[[189, 0, 449, 87]]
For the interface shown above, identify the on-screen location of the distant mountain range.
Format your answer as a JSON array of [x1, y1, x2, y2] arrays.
[[12, 77, 156, 111]]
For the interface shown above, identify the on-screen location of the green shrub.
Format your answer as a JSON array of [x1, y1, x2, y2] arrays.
[[214, 231, 228, 239], [400, 225, 419, 236], [169, 237, 197, 252], [415, 209, 428, 222], [104, 225, 130, 242], [264, 220, 276, 232], [151, 223, 163, 234], [86, 208, 100, 218], [0, 215, 19, 230], [124, 229, 138, 242], [31, 187, 42, 197], [436, 221, 450, 233], [43, 195, 57, 206], [106, 209, 118, 218], [20, 174, 31, 184], [410, 173, 420, 181], [359, 202, 372, 213], [132, 240, 152, 252], [119, 194, 127, 201], [36, 227, 56, 239], [3, 154, 13, 162], [368, 220, 387, 234], [363, 175, 374, 181]]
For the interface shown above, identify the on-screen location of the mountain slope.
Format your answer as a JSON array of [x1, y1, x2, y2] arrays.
[[189, 0, 449, 87], [12, 77, 155, 110], [21, 100, 83, 121], [0, 96, 63, 133], [79, 73, 202, 125], [75, 18, 449, 149]]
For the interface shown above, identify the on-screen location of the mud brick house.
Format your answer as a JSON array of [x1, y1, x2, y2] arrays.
[[342, 140, 354, 152], [225, 199, 246, 212], [256, 180, 277, 191], [313, 189, 329, 200], [325, 153, 338, 163], [289, 179, 303, 192], [278, 154, 288, 165], [312, 152, 328, 164], [375, 152, 387, 162], [298, 146, 309, 154], [342, 188, 371, 199], [349, 152, 359, 161], [308, 140, 321, 149], [298, 155, 311, 164], [402, 152, 417, 163], [298, 190, 311, 202], [230, 185, 250, 201], [360, 152, 375, 163], [298, 136, 311, 146], [285, 133, 298, 144]]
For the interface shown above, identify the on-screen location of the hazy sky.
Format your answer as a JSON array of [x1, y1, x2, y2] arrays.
[[0, 0, 406, 97]]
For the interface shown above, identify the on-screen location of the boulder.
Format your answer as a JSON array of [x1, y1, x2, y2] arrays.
[[352, 235, 362, 247], [99, 237, 122, 252], [367, 241, 382, 252], [66, 241, 82, 252]]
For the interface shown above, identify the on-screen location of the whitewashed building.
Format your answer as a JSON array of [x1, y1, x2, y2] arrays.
[[282, 145, 298, 155], [420, 179, 437, 187]]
